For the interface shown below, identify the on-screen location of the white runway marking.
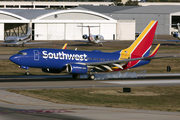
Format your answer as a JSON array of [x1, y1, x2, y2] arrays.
[[101, 80, 180, 85]]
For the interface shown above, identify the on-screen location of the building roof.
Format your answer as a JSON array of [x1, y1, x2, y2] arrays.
[[112, 5, 180, 14], [74, 6, 141, 13], [0, 9, 59, 19], [1, 5, 180, 21]]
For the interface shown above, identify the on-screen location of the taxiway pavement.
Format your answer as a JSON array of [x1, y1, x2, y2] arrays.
[[0, 90, 180, 120]]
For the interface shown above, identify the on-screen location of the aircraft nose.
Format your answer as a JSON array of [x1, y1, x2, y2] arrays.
[[9, 55, 19, 64]]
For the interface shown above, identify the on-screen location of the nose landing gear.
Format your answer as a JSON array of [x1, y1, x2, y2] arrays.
[[25, 70, 29, 75]]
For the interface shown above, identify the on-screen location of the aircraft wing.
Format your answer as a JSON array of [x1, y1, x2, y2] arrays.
[[85, 56, 174, 67], [74, 40, 114, 43], [99, 40, 115, 43], [0, 42, 23, 45], [74, 40, 90, 43], [26, 41, 52, 44], [154, 39, 180, 42]]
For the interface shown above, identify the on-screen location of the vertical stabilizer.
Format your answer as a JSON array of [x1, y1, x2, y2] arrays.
[[120, 20, 158, 59]]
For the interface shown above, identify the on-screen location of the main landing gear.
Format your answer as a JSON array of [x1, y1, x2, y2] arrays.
[[98, 43, 103, 47], [22, 43, 25, 47], [72, 74, 95, 80], [25, 70, 29, 75], [88, 74, 95, 80]]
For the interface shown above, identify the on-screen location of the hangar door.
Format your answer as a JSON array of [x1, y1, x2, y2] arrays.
[[100, 24, 116, 40], [65, 24, 82, 40], [35, 24, 47, 40], [35, 24, 64, 40], [48, 24, 64, 40]]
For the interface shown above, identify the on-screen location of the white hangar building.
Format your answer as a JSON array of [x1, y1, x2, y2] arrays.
[[0, 9, 135, 41], [76, 5, 180, 35]]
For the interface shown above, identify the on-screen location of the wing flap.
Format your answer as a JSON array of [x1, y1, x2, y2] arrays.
[[26, 41, 52, 44]]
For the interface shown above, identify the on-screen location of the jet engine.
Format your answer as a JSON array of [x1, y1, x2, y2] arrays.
[[173, 32, 179, 38], [95, 35, 104, 40], [82, 34, 88, 39], [66, 64, 88, 74], [42, 68, 61, 73]]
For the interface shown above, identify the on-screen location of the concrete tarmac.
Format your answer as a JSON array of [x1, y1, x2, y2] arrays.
[[0, 75, 180, 119], [1, 74, 180, 90], [0, 90, 180, 120]]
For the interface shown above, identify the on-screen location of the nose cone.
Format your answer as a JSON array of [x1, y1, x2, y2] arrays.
[[9, 55, 19, 64]]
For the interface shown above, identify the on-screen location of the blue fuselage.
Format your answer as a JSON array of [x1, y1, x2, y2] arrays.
[[10, 48, 120, 70]]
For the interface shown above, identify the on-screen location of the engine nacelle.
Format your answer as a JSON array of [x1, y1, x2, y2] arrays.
[[66, 64, 88, 74], [42, 68, 61, 73], [82, 34, 88, 39], [95, 35, 104, 40], [173, 32, 178, 38]]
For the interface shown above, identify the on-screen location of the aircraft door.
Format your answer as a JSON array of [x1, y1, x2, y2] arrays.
[[33, 50, 39, 61]]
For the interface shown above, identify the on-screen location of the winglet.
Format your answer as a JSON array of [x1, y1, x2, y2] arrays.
[[62, 43, 67, 49], [149, 44, 160, 58]]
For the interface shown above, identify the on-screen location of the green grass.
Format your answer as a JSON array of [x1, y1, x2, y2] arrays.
[[8, 86, 180, 112]]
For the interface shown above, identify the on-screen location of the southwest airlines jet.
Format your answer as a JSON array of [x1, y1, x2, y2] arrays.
[[10, 21, 164, 80]]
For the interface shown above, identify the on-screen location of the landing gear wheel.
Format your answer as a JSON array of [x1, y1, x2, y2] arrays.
[[88, 74, 95, 80], [25, 71, 29, 75], [72, 74, 80, 79], [99, 43, 103, 47], [22, 43, 24, 47]]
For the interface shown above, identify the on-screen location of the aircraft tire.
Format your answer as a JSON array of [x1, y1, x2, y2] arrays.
[[88, 74, 95, 80], [25, 71, 29, 75], [99, 43, 103, 47], [72, 74, 80, 79]]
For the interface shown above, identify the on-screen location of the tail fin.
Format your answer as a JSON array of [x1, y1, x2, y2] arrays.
[[120, 21, 158, 59], [62, 43, 68, 49], [26, 27, 32, 36]]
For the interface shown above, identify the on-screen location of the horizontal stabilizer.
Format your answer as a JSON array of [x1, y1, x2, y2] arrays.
[[149, 44, 160, 58]]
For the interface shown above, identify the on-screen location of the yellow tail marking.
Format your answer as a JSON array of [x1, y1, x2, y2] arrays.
[[62, 43, 67, 49]]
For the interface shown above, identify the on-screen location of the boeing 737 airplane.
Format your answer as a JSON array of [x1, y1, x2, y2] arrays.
[[10, 21, 168, 80], [76, 26, 105, 46], [0, 28, 51, 47]]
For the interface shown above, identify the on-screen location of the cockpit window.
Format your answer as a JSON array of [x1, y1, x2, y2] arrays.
[[17, 52, 27, 55]]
